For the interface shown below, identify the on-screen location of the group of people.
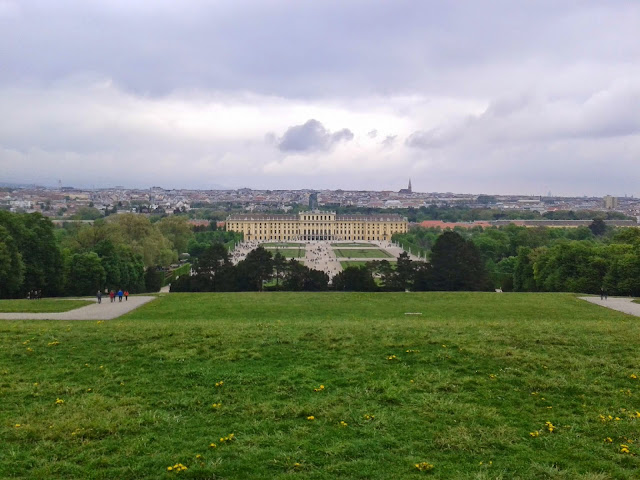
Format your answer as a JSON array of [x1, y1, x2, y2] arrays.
[[26, 289, 42, 300], [96, 289, 129, 304]]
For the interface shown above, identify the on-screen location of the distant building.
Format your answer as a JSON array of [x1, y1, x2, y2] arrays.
[[308, 192, 318, 210], [603, 195, 618, 209], [226, 211, 408, 241], [398, 179, 412, 194]]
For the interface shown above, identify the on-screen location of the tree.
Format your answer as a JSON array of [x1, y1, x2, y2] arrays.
[[429, 231, 490, 291], [332, 266, 377, 291], [71, 207, 103, 220], [144, 268, 164, 293], [236, 246, 273, 291], [589, 218, 607, 236], [0, 212, 63, 297], [282, 260, 329, 291], [106, 214, 177, 267], [0, 225, 24, 298], [513, 247, 536, 291], [157, 216, 192, 253], [272, 252, 287, 286], [194, 243, 230, 291], [66, 252, 105, 296]]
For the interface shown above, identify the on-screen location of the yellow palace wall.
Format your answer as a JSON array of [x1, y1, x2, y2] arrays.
[[226, 212, 408, 242]]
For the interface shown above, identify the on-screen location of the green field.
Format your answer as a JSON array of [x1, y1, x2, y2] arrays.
[[340, 260, 396, 269], [333, 248, 393, 259], [330, 243, 376, 247], [2, 293, 640, 478], [262, 243, 304, 248], [0, 299, 92, 313], [265, 247, 305, 258]]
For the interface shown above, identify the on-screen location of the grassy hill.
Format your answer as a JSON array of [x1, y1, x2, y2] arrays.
[[2, 293, 640, 478]]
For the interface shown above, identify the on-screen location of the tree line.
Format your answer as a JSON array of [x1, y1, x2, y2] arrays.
[[394, 222, 640, 295], [171, 231, 491, 293], [0, 212, 240, 298]]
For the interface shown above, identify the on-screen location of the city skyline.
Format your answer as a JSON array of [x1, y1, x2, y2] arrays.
[[1, 1, 639, 196]]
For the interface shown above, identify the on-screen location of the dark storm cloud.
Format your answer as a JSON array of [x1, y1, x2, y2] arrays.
[[277, 119, 353, 153]]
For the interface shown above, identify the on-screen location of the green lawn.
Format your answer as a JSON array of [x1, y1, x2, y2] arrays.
[[0, 298, 92, 313], [340, 260, 396, 269], [333, 248, 393, 259], [265, 247, 305, 258], [2, 293, 640, 478], [262, 243, 304, 248], [330, 243, 376, 247]]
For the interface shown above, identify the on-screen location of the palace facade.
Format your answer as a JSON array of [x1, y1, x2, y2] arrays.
[[226, 211, 408, 242]]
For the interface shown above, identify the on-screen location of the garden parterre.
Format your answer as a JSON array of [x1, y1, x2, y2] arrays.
[[2, 292, 640, 479]]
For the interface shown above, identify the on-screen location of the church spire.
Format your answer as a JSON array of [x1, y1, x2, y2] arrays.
[[408, 178, 412, 193]]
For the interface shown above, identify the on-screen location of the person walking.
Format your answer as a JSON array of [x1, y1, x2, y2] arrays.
[[124, 290, 129, 301], [110, 290, 115, 303], [117, 289, 123, 302], [97, 290, 102, 304]]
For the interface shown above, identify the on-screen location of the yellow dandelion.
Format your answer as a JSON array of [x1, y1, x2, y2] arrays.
[[307, 415, 315, 421], [55, 398, 64, 405], [339, 420, 348, 427], [529, 431, 539, 437], [14, 424, 21, 428], [414, 462, 434, 472], [605, 437, 613, 443]]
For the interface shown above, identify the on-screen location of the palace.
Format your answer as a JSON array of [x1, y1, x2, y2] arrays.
[[226, 211, 408, 242]]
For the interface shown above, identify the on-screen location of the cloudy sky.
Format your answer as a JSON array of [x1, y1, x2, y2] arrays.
[[1, 0, 639, 195]]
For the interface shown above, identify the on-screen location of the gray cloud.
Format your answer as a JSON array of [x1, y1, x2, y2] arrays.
[[381, 135, 397, 148], [277, 119, 353, 153], [0, 0, 639, 195]]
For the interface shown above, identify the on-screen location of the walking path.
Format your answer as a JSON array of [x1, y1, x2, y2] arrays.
[[580, 296, 640, 317], [0, 296, 156, 321]]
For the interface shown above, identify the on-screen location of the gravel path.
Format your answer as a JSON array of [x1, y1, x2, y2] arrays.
[[0, 296, 157, 321], [579, 296, 640, 317]]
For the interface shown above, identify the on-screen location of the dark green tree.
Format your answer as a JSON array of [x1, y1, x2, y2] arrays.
[[0, 212, 63, 297], [429, 231, 490, 291], [332, 266, 377, 291], [66, 252, 106, 296], [144, 267, 164, 293], [588, 218, 607, 236], [273, 251, 287, 286], [0, 225, 25, 298], [282, 260, 329, 291], [236, 246, 273, 291], [195, 243, 230, 291]]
